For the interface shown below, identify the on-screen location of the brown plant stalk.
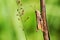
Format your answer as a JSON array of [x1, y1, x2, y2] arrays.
[[40, 0, 50, 40]]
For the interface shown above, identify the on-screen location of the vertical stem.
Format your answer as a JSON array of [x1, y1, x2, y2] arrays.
[[40, 0, 50, 40]]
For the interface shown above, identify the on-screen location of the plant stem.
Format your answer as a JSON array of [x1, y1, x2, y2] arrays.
[[40, 0, 50, 40]]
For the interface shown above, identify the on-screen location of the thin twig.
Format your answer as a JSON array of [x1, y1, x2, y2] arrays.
[[40, 0, 50, 40]]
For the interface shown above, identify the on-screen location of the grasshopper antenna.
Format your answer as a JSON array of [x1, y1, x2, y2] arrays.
[[30, 4, 36, 11]]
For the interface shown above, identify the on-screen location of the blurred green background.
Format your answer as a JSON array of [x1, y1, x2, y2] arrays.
[[0, 0, 60, 40]]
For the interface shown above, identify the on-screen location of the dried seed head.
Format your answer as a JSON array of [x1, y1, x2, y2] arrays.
[[22, 9, 24, 13], [21, 12, 24, 15], [18, 12, 20, 14], [20, 3, 22, 6], [16, 14, 19, 16], [20, 8, 23, 9], [19, 15, 21, 17], [19, 13, 22, 16], [18, 1, 20, 4], [17, 9, 19, 11], [19, 13, 23, 17], [16, 0, 20, 4], [18, 18, 20, 20]]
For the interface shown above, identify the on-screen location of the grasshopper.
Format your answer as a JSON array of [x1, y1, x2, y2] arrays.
[[35, 10, 43, 32], [30, 5, 44, 31]]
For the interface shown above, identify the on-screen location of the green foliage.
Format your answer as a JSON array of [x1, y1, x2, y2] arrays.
[[0, 0, 26, 40], [0, 0, 60, 40]]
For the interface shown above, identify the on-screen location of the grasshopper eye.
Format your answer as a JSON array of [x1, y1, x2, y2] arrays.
[[40, 19, 41, 21], [35, 11, 37, 13]]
